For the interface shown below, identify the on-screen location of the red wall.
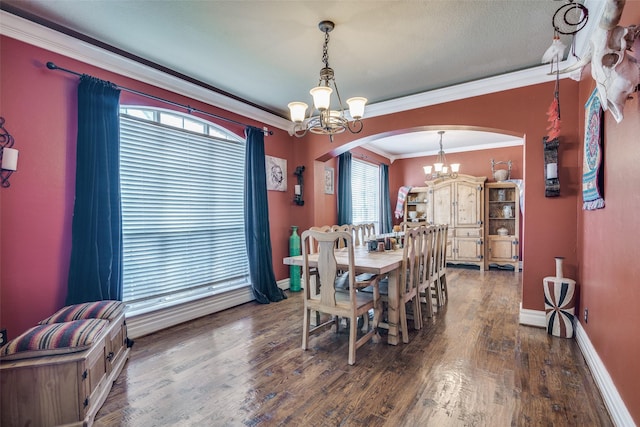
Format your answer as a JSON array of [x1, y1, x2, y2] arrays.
[[576, 3, 640, 421], [0, 37, 295, 336]]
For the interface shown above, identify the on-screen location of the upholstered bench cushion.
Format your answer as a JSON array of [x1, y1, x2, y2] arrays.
[[0, 318, 108, 361], [39, 300, 125, 324]]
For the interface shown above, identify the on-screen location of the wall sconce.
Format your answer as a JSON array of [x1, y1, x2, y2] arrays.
[[0, 117, 18, 188], [293, 165, 305, 206]]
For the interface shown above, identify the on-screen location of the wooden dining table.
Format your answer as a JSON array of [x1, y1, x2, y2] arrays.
[[283, 246, 405, 345]]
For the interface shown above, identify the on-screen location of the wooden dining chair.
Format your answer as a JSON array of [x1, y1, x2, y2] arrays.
[[361, 226, 422, 343], [431, 224, 449, 307], [417, 225, 436, 319], [301, 230, 381, 365], [361, 223, 376, 241], [436, 224, 449, 306], [330, 224, 352, 248], [305, 225, 332, 324]]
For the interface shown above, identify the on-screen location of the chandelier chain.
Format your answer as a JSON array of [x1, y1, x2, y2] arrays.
[[322, 31, 330, 70]]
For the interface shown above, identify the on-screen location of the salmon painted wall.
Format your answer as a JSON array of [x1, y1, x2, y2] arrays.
[[576, 2, 640, 421], [0, 37, 295, 338], [308, 83, 581, 316]]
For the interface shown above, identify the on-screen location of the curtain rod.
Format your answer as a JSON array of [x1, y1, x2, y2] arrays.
[[46, 61, 272, 136]]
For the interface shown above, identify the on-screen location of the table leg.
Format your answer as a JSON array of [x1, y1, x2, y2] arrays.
[[387, 268, 400, 345], [372, 278, 382, 344]]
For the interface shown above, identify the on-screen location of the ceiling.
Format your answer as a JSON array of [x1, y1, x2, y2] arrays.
[[2, 0, 596, 160]]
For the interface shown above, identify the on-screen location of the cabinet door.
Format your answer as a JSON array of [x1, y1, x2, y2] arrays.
[[454, 181, 482, 228], [488, 237, 518, 261], [432, 184, 453, 225], [455, 237, 483, 261]]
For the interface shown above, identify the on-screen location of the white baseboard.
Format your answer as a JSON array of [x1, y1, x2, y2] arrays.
[[518, 306, 634, 426], [278, 278, 290, 290], [518, 303, 546, 328], [126, 287, 254, 339], [575, 321, 635, 427]]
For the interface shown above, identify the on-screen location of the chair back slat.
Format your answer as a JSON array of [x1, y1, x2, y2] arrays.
[[308, 225, 331, 254]]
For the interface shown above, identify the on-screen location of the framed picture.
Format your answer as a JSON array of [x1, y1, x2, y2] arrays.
[[265, 155, 287, 191], [324, 166, 334, 195]]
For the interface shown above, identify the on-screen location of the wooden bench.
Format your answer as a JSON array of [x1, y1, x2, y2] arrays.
[[0, 301, 130, 427]]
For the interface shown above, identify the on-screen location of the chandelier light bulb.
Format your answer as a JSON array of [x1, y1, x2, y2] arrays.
[[423, 165, 433, 175], [347, 97, 367, 119], [288, 102, 308, 123], [451, 163, 460, 173], [310, 86, 332, 111], [434, 163, 443, 172]]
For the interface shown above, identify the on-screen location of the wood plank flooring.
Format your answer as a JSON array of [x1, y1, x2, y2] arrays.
[[94, 268, 612, 426]]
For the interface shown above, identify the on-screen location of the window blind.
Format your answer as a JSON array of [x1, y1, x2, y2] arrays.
[[120, 115, 249, 314], [351, 158, 380, 232]]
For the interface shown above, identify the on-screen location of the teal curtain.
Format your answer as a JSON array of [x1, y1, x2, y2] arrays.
[[244, 126, 286, 303], [66, 75, 122, 304], [337, 151, 352, 225], [379, 163, 393, 233]]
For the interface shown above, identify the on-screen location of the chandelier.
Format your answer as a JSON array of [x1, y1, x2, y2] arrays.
[[288, 20, 367, 142], [423, 131, 460, 180]]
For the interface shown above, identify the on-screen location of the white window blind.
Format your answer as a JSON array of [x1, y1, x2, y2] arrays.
[[351, 158, 380, 232], [119, 114, 249, 315]]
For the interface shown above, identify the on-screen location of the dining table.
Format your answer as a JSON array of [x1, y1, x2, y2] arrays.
[[283, 246, 405, 345]]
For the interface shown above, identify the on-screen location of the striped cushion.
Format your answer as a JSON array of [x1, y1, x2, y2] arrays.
[[39, 300, 125, 324], [0, 319, 108, 361]]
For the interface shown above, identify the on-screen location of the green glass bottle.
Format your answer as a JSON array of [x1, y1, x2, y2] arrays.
[[289, 226, 301, 292]]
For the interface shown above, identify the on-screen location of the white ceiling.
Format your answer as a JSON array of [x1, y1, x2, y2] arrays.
[[2, 0, 597, 160]]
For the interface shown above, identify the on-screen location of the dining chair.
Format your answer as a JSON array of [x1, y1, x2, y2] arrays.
[[436, 224, 449, 305], [301, 230, 381, 365], [361, 226, 422, 343], [417, 225, 436, 319], [330, 224, 352, 248], [431, 224, 449, 307], [305, 225, 332, 324], [361, 223, 376, 241]]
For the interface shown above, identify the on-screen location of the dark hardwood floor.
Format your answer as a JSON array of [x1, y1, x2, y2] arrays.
[[95, 268, 612, 426]]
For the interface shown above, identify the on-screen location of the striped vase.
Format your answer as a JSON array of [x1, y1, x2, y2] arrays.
[[543, 257, 576, 338]]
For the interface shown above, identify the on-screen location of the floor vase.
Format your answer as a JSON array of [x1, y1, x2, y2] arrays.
[[543, 257, 576, 338], [289, 226, 301, 292]]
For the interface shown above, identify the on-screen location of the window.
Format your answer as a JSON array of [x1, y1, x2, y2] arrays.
[[351, 158, 380, 232], [119, 107, 249, 315]]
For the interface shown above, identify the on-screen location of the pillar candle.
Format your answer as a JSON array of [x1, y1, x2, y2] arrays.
[[546, 162, 558, 179], [294, 185, 301, 195], [1, 148, 18, 171]]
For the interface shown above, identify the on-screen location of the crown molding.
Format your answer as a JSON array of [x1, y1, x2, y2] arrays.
[[366, 64, 574, 119]]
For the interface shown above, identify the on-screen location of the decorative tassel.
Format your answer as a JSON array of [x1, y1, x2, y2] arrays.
[[546, 97, 561, 141]]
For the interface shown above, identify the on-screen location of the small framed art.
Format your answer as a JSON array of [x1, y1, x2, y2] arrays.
[[324, 166, 334, 195]]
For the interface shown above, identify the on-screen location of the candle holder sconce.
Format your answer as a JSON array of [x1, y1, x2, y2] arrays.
[[543, 137, 560, 197], [0, 117, 18, 188], [293, 165, 305, 206]]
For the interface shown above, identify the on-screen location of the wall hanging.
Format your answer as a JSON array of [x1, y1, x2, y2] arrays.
[[265, 155, 287, 191], [324, 166, 334, 195], [293, 165, 305, 206], [583, 89, 605, 210], [0, 117, 18, 188]]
